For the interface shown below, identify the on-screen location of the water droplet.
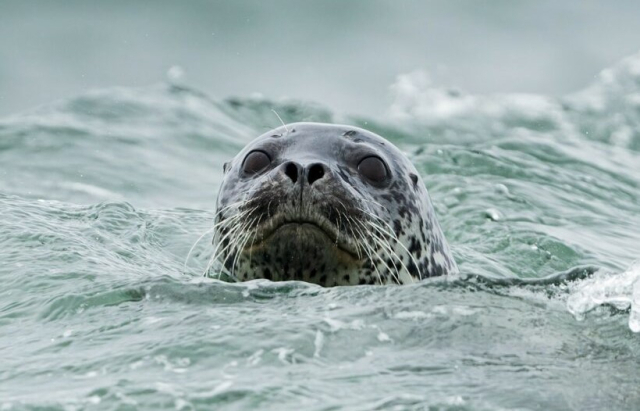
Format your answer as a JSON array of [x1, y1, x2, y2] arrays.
[[484, 208, 502, 221], [166, 65, 185, 86], [494, 183, 509, 195]]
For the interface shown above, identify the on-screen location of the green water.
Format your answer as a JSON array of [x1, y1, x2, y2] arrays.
[[2, 11, 640, 410]]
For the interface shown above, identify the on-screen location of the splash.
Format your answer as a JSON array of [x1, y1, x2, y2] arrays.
[[388, 51, 640, 150], [388, 70, 560, 126], [567, 261, 640, 332]]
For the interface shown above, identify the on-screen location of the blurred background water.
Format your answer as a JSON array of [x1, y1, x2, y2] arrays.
[[3, 0, 640, 117], [1, 1, 640, 410]]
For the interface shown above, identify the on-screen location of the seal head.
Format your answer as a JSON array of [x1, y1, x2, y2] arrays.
[[212, 122, 456, 286]]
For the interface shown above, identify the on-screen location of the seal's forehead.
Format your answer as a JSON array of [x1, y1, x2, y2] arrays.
[[270, 122, 388, 144], [245, 122, 399, 161]]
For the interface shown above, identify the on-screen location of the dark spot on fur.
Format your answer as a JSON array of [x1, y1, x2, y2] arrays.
[[408, 237, 420, 254], [393, 220, 402, 236], [407, 259, 419, 278]]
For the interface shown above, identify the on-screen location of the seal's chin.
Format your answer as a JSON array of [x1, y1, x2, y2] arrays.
[[243, 218, 361, 263]]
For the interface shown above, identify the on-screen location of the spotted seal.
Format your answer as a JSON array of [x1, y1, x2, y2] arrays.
[[210, 122, 457, 286]]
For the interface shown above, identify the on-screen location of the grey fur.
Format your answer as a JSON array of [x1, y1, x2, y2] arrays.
[[211, 123, 457, 286]]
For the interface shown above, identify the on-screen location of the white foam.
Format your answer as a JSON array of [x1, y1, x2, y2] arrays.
[[567, 260, 640, 332], [387, 69, 562, 128], [386, 51, 640, 150], [394, 310, 431, 320], [313, 330, 325, 358], [376, 331, 391, 342]]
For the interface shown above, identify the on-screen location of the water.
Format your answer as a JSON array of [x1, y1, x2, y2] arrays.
[[4, 0, 640, 118], [2, 43, 640, 411]]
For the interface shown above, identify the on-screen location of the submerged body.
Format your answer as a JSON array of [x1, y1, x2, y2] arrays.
[[212, 123, 456, 285]]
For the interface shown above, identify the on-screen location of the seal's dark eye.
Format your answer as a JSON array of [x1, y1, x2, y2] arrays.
[[358, 156, 388, 183], [243, 151, 271, 175]]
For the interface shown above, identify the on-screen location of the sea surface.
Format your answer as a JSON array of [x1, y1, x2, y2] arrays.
[[2, 52, 640, 410]]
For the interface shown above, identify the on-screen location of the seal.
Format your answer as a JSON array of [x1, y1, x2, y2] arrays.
[[210, 122, 457, 286]]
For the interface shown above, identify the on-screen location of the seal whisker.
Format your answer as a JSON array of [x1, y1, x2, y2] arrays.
[[212, 224, 248, 277], [346, 216, 364, 260], [230, 216, 261, 277], [205, 226, 245, 277], [246, 215, 264, 266], [349, 218, 386, 285], [359, 220, 402, 284], [333, 199, 354, 246], [212, 207, 255, 246], [366, 228, 411, 284], [358, 197, 390, 212], [349, 205, 419, 282], [335, 208, 342, 245], [365, 219, 422, 280], [341, 213, 363, 260], [365, 227, 401, 282], [354, 205, 423, 277], [206, 208, 256, 277], [213, 199, 256, 221], [341, 210, 399, 284], [184, 225, 218, 274], [271, 109, 289, 133], [224, 215, 256, 274], [334, 199, 371, 259], [206, 215, 246, 274]]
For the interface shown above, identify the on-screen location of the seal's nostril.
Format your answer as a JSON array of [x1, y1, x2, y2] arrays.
[[307, 164, 325, 185], [284, 162, 298, 183]]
